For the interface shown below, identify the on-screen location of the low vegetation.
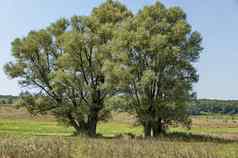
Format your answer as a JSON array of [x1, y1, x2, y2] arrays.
[[0, 136, 237, 158], [0, 105, 238, 157], [78, 138, 238, 158], [0, 136, 72, 158]]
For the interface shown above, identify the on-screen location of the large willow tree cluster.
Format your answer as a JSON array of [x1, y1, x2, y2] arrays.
[[4, 1, 202, 137]]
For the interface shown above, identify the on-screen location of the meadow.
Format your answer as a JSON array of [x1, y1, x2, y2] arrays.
[[0, 105, 238, 158]]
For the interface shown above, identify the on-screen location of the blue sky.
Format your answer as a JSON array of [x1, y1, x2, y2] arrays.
[[0, 0, 238, 99]]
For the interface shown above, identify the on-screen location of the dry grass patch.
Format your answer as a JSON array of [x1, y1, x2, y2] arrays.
[[0, 136, 72, 158], [78, 138, 226, 158]]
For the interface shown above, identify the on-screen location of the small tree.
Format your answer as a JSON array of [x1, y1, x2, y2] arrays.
[[108, 2, 202, 137], [5, 0, 132, 137]]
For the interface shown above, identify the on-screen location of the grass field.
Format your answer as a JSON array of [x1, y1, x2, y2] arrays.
[[0, 105, 238, 157], [1, 106, 238, 139]]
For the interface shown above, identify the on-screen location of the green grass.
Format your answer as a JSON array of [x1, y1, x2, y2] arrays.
[[1, 105, 236, 137], [97, 122, 142, 136], [0, 121, 237, 158], [1, 117, 238, 137], [0, 119, 74, 136], [0, 119, 143, 136]]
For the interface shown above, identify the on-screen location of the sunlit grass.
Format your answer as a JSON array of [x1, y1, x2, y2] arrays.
[[97, 122, 142, 136], [1, 117, 238, 137], [0, 119, 74, 136]]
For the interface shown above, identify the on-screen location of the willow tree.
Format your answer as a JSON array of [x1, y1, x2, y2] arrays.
[[107, 2, 203, 137], [4, 0, 132, 137]]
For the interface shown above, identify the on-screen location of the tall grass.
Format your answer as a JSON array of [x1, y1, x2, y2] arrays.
[[79, 138, 220, 158], [0, 136, 72, 158], [0, 136, 237, 158]]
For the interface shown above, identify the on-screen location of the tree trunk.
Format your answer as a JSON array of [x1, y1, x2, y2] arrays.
[[74, 123, 88, 136], [153, 118, 163, 137], [68, 113, 88, 136], [87, 109, 98, 137], [144, 121, 152, 138]]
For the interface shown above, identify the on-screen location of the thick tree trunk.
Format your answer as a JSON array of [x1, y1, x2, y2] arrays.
[[85, 89, 102, 137], [68, 100, 101, 137], [74, 123, 88, 136], [152, 118, 163, 137], [68, 114, 88, 136], [87, 111, 98, 137], [144, 121, 152, 138]]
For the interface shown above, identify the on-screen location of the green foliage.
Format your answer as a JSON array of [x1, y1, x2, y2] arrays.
[[92, 0, 133, 24]]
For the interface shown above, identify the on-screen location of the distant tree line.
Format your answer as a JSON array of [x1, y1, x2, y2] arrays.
[[108, 96, 238, 115], [2, 94, 237, 115], [0, 95, 17, 105], [189, 99, 238, 115]]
